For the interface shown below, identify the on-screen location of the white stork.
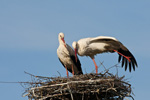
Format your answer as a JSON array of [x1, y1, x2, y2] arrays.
[[57, 32, 83, 77], [72, 36, 138, 73]]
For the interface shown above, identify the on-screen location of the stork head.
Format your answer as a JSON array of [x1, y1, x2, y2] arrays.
[[72, 41, 78, 62], [58, 32, 66, 47]]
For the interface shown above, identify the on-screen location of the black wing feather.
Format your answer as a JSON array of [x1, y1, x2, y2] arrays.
[[118, 55, 122, 62], [131, 61, 135, 71], [125, 59, 128, 71], [122, 57, 125, 67], [129, 62, 132, 72], [90, 37, 138, 72], [70, 55, 83, 75], [118, 48, 138, 72]]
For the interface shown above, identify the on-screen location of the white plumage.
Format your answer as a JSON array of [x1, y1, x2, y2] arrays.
[[57, 33, 83, 77], [72, 36, 137, 73]]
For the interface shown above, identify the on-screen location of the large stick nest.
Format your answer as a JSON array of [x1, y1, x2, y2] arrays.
[[23, 71, 133, 100]]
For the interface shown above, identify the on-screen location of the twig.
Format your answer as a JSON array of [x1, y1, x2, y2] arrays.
[[57, 71, 61, 77], [24, 71, 53, 79], [67, 84, 74, 100], [29, 78, 115, 90], [99, 60, 107, 71], [82, 93, 84, 100], [23, 69, 133, 100]]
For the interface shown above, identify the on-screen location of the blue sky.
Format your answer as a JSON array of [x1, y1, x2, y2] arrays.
[[0, 0, 150, 100]]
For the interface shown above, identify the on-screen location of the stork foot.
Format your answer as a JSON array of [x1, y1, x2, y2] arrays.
[[113, 50, 131, 62]]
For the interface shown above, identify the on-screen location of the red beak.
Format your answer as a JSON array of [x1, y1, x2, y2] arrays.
[[75, 49, 77, 62], [61, 38, 67, 47], [61, 38, 65, 43]]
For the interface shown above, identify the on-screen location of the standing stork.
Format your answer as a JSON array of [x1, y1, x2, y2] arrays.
[[72, 36, 138, 73], [57, 32, 83, 77]]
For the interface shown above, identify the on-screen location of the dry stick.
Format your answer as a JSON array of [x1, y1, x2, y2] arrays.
[[67, 84, 74, 100], [126, 95, 134, 100], [29, 78, 115, 91], [90, 60, 119, 74], [82, 93, 84, 100], [91, 60, 104, 73], [99, 60, 107, 71], [40, 93, 71, 100], [0, 81, 42, 84], [101, 61, 121, 73], [91, 60, 117, 74], [96, 93, 101, 100], [26, 81, 130, 100], [31, 81, 125, 100], [27, 78, 119, 99], [23, 93, 30, 97], [57, 71, 61, 77], [24, 71, 53, 79], [27, 78, 125, 97], [23, 69, 132, 99]]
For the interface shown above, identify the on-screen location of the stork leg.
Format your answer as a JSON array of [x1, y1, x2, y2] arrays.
[[92, 58, 98, 74], [72, 65, 74, 76], [65, 65, 69, 78]]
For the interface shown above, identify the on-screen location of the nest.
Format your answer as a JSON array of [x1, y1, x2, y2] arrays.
[[23, 71, 133, 100]]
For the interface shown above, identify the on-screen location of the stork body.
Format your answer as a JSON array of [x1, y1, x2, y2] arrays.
[[72, 36, 138, 73], [57, 33, 83, 77]]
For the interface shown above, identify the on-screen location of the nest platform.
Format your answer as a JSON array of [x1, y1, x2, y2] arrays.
[[23, 72, 133, 100]]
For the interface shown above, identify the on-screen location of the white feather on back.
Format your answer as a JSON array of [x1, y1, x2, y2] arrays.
[[89, 42, 108, 52], [76, 36, 117, 57], [90, 36, 118, 41]]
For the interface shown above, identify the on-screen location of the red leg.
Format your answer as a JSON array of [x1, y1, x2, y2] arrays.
[[92, 58, 98, 74], [72, 65, 74, 76], [65, 65, 69, 78], [113, 50, 131, 62]]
